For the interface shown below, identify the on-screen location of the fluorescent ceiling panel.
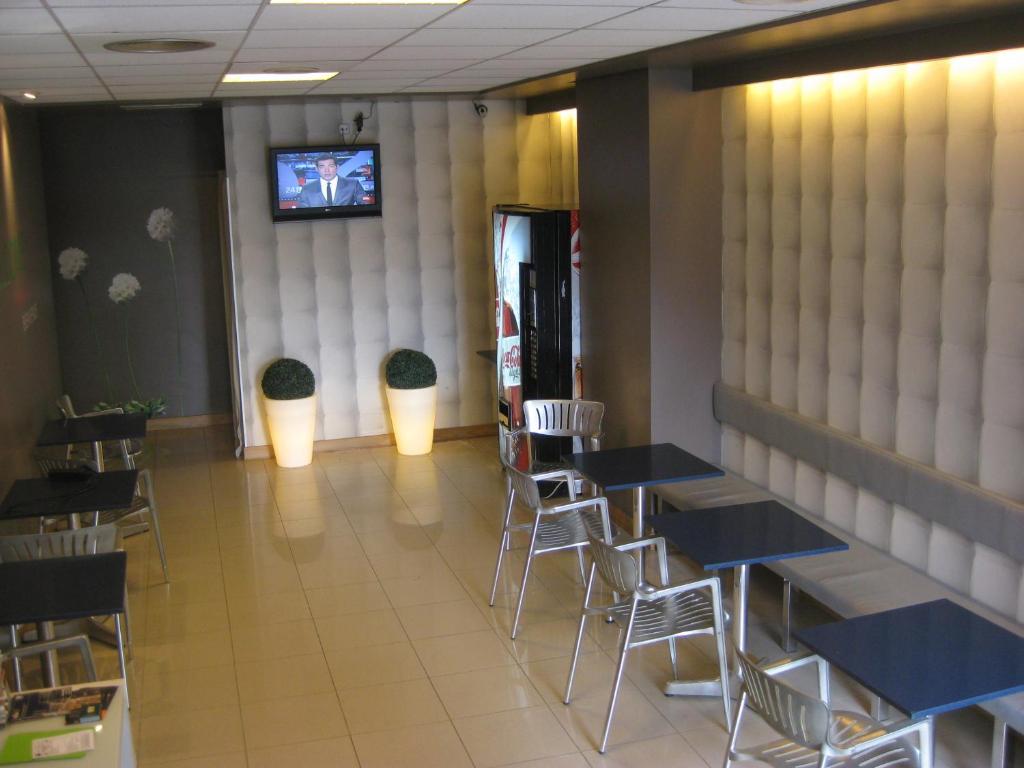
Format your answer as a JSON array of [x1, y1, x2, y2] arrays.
[[223, 71, 337, 81]]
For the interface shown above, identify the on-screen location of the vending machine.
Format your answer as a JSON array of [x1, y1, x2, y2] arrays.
[[494, 206, 582, 469]]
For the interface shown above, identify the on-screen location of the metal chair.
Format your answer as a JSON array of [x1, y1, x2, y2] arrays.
[[564, 533, 732, 754], [516, 399, 604, 482], [56, 397, 143, 469], [724, 649, 933, 768], [489, 465, 614, 639], [0, 526, 129, 699]]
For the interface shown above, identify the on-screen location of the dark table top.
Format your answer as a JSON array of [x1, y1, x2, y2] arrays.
[[0, 470, 138, 521], [0, 553, 127, 624], [37, 413, 147, 447], [796, 599, 1024, 719], [566, 443, 723, 491], [650, 500, 849, 570]]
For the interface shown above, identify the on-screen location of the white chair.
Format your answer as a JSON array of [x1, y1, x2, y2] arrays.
[[724, 649, 933, 767], [490, 464, 614, 639], [564, 533, 732, 754], [56, 397, 143, 469]]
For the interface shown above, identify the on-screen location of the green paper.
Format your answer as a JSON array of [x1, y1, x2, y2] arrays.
[[0, 727, 94, 764]]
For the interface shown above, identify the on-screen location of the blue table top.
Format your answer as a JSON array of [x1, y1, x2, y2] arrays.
[[650, 500, 849, 569], [796, 599, 1024, 719], [566, 443, 723, 491]]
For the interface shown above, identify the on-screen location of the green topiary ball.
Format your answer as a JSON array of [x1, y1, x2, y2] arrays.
[[261, 358, 315, 400], [386, 349, 437, 390]]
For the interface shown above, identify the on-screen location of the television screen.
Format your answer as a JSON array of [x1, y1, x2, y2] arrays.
[[269, 144, 381, 222]]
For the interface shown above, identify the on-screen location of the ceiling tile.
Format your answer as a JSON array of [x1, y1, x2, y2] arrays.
[[0, 75, 99, 89], [546, 28, 703, 47], [233, 46, 380, 62], [375, 45, 513, 60], [227, 60, 356, 74], [53, 5, 258, 33], [0, 1, 43, 8], [0, 65, 93, 80], [328, 68, 445, 80], [11, 90, 112, 102], [0, 33, 75, 54], [657, 0, 855, 10], [592, 6, 791, 31], [72, 30, 245, 53], [349, 58, 481, 71], [110, 83, 213, 94], [469, 0, 656, 4], [255, 5, 450, 30], [94, 62, 227, 76], [82, 48, 233, 66], [401, 84, 477, 92], [0, 52, 85, 67], [432, 4, 635, 29], [245, 28, 408, 48], [101, 72, 219, 85], [50, 0, 257, 5], [398, 28, 559, 47], [500, 45, 617, 60], [0, 8, 61, 33]]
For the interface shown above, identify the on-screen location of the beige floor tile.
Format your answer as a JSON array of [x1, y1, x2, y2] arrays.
[[241, 692, 348, 750], [283, 513, 355, 539], [453, 705, 578, 768], [235, 652, 333, 702], [396, 599, 492, 639], [266, 464, 326, 486], [139, 705, 244, 763], [140, 663, 239, 717], [304, 582, 389, 618], [551, 686, 676, 752], [145, 598, 229, 642], [581, 734, 707, 767], [227, 589, 312, 626], [214, 503, 279, 529], [356, 525, 433, 555], [504, 756, 590, 768], [432, 664, 544, 719], [338, 677, 449, 734], [326, 641, 426, 689], [137, 630, 234, 671], [219, 539, 295, 569], [521, 652, 622, 703], [215, 519, 288, 548], [231, 618, 323, 662], [315, 609, 407, 652], [297, 553, 378, 589], [352, 721, 473, 768], [273, 480, 336, 504], [138, 752, 247, 768], [501, 618, 601, 664], [277, 495, 344, 521], [248, 736, 359, 768], [288, 533, 364, 564], [412, 629, 516, 677], [380, 568, 470, 607], [223, 562, 303, 598]]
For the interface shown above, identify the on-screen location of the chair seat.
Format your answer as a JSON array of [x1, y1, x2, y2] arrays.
[[604, 590, 716, 645], [524, 507, 606, 552], [734, 710, 920, 768]]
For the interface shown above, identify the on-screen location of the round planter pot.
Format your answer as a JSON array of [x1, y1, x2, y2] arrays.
[[264, 393, 317, 468], [386, 385, 437, 456]]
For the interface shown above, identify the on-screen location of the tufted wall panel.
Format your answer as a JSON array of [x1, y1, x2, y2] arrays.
[[224, 98, 577, 448], [720, 49, 1024, 621]]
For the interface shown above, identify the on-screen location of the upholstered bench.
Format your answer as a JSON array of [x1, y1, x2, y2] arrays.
[[653, 382, 1024, 768]]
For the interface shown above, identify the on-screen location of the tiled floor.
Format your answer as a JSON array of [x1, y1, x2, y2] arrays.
[[17, 426, 1010, 766]]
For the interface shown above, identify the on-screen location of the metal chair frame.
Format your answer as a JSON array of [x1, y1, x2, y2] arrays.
[[564, 534, 732, 753], [725, 650, 933, 768], [490, 464, 614, 639]]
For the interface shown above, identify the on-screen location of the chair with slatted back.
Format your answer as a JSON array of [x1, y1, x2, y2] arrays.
[[725, 649, 933, 767], [564, 532, 732, 754], [56, 396, 143, 469], [489, 464, 613, 639]]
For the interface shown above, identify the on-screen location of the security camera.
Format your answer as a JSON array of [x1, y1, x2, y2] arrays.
[[473, 102, 488, 117]]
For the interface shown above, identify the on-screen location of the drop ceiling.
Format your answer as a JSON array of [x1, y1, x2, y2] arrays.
[[0, 0, 865, 103]]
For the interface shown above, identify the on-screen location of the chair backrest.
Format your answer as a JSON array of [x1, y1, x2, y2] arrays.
[[587, 533, 641, 595], [524, 400, 604, 439], [735, 650, 830, 749], [35, 456, 95, 476], [0, 524, 119, 563], [506, 465, 542, 509], [56, 394, 78, 418]]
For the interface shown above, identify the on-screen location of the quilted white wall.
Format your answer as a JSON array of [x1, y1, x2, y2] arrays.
[[721, 49, 1024, 618], [223, 98, 577, 448]]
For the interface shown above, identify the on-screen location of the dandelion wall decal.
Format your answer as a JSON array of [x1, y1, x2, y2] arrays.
[[57, 247, 113, 401], [108, 272, 142, 400], [148, 207, 184, 416]]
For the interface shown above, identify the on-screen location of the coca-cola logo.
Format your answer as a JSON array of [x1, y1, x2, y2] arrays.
[[502, 343, 520, 369]]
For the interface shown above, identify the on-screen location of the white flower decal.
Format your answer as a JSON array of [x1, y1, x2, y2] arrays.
[[147, 207, 176, 242], [108, 273, 141, 304], [58, 247, 88, 280]]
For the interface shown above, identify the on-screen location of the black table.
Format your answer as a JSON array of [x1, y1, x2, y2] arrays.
[[0, 471, 138, 524], [796, 600, 1024, 720], [38, 413, 147, 471]]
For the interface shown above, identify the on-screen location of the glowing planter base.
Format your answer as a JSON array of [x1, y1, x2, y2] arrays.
[[264, 393, 317, 468], [386, 385, 437, 455]]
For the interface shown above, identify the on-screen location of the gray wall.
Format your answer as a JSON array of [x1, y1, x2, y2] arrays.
[[0, 99, 62, 493], [578, 70, 652, 448], [578, 68, 723, 458], [39, 106, 231, 418]]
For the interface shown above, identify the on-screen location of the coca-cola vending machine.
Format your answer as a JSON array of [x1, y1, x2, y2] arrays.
[[494, 206, 582, 469]]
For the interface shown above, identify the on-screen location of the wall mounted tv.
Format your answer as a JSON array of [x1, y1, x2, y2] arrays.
[[270, 144, 381, 222]]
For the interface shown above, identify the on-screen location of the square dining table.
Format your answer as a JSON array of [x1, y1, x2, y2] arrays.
[[0, 471, 138, 528], [37, 413, 147, 472]]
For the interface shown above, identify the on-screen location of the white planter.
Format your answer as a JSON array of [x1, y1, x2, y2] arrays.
[[386, 385, 437, 456], [264, 393, 317, 468]]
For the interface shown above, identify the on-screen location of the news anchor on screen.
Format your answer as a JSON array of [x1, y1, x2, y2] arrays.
[[298, 154, 365, 207]]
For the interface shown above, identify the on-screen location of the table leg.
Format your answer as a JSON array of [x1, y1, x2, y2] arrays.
[[733, 563, 750, 653], [633, 487, 647, 581], [37, 621, 61, 687]]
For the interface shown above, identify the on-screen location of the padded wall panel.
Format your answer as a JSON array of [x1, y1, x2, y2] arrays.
[[720, 49, 1024, 621], [225, 98, 576, 447]]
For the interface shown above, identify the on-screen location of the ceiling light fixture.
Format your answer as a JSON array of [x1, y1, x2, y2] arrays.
[[270, 0, 467, 5], [222, 72, 338, 83], [104, 39, 215, 54], [22, 91, 38, 100], [262, 66, 321, 74]]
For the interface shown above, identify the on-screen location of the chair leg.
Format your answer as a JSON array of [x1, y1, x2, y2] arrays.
[[992, 717, 1011, 768], [122, 588, 134, 658], [489, 486, 516, 606], [722, 692, 748, 768], [575, 547, 587, 584], [149, 507, 169, 583], [782, 579, 797, 653], [563, 611, 588, 705], [8, 625, 23, 691], [599, 623, 634, 754], [668, 638, 678, 679], [510, 517, 541, 640], [712, 584, 733, 731], [114, 613, 130, 710]]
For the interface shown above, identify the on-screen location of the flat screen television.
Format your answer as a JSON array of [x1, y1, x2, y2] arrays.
[[269, 144, 381, 222]]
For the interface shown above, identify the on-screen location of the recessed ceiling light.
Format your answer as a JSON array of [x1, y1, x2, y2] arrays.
[[22, 91, 38, 100], [222, 72, 339, 83], [104, 38, 215, 54], [270, 0, 466, 4], [262, 66, 320, 74]]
